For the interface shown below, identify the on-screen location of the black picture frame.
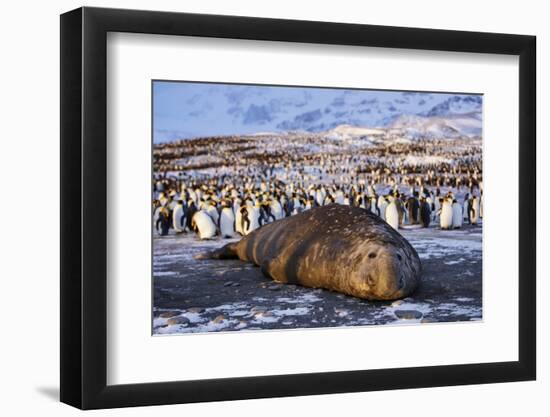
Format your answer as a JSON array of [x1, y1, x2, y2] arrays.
[[60, 6, 536, 410]]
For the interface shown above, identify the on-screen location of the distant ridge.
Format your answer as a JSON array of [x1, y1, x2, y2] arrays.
[[153, 82, 483, 142]]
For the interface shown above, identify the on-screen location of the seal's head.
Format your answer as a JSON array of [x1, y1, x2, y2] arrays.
[[350, 243, 420, 300]]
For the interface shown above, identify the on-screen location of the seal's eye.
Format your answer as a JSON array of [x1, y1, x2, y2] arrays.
[[368, 252, 377, 259], [397, 254, 402, 261]]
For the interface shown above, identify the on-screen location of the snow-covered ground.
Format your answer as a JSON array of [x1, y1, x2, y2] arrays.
[[152, 222, 482, 335]]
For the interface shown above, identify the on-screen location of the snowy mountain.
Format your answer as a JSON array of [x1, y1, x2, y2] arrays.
[[422, 95, 482, 117], [153, 82, 482, 142], [389, 112, 482, 139], [324, 125, 386, 140]]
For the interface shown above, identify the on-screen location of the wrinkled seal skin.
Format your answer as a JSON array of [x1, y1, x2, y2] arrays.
[[196, 204, 422, 300]]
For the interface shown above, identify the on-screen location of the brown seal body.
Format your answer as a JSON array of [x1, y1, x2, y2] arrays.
[[196, 204, 421, 300]]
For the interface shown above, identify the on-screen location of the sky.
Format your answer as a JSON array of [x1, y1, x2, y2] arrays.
[[152, 81, 481, 143]]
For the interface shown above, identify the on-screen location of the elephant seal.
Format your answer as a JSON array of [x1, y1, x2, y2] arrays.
[[196, 204, 421, 300]]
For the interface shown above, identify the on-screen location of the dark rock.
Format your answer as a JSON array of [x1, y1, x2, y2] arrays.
[[166, 316, 189, 325], [159, 311, 180, 318], [395, 310, 423, 320], [212, 315, 226, 323]]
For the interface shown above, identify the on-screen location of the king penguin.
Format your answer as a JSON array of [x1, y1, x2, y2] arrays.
[[205, 201, 219, 225], [191, 210, 217, 240], [470, 196, 480, 225], [463, 193, 470, 221], [385, 197, 399, 230], [186, 200, 197, 232], [270, 198, 284, 220], [377, 195, 388, 221], [419, 197, 431, 228], [451, 199, 463, 229], [242, 202, 261, 235], [440, 197, 454, 230], [172, 200, 186, 233], [219, 201, 236, 238]]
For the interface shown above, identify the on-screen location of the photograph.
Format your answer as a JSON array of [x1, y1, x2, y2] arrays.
[[152, 81, 483, 335]]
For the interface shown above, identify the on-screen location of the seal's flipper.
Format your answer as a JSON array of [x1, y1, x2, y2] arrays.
[[194, 242, 239, 260]]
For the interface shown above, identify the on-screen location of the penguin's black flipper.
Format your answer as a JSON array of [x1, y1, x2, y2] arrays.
[[194, 242, 239, 260]]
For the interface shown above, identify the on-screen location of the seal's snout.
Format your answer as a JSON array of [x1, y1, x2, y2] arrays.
[[398, 273, 405, 290], [362, 247, 413, 301]]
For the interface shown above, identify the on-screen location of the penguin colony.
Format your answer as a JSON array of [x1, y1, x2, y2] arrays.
[[153, 132, 483, 238]]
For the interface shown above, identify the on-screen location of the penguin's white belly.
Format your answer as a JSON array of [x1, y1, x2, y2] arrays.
[[194, 212, 217, 239], [316, 192, 324, 206], [235, 210, 244, 235], [440, 204, 453, 229], [385, 203, 399, 230], [206, 207, 219, 224], [172, 207, 186, 232], [480, 198, 483, 218], [434, 202, 441, 220], [219, 209, 235, 237], [452, 204, 463, 228], [245, 209, 260, 235], [370, 202, 377, 214], [470, 202, 480, 224], [378, 203, 388, 221], [271, 203, 283, 220], [291, 202, 301, 215]]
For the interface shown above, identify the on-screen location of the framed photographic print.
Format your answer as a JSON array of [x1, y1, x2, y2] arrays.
[[60, 6, 536, 410]]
